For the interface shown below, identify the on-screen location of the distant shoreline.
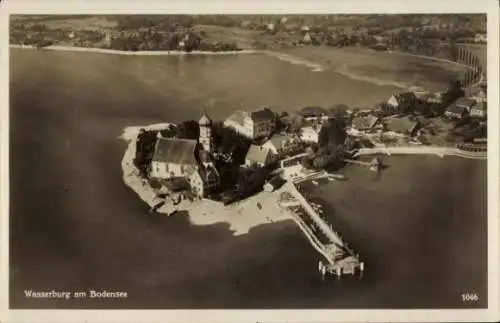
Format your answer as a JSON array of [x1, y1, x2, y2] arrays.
[[9, 44, 405, 89], [9, 44, 258, 56]]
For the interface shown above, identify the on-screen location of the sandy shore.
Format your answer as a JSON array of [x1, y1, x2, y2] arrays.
[[119, 124, 292, 236], [10, 44, 258, 56]]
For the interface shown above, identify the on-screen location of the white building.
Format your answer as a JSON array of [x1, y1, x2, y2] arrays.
[[262, 134, 302, 157], [150, 138, 198, 179], [189, 164, 220, 198], [475, 33, 487, 44], [245, 144, 275, 167], [224, 108, 276, 140], [299, 126, 321, 143], [470, 102, 487, 119]]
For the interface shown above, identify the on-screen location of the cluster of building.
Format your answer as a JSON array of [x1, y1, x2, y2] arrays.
[[145, 80, 487, 201], [347, 85, 487, 140], [147, 107, 305, 200]]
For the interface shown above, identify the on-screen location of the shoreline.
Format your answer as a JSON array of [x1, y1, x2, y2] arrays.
[[354, 146, 487, 160], [119, 123, 293, 236], [9, 44, 259, 56]]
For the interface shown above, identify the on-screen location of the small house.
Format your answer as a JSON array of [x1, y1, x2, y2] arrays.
[[423, 92, 444, 104], [300, 126, 321, 143], [189, 164, 220, 198], [475, 33, 487, 44], [263, 175, 286, 192], [470, 102, 487, 119], [351, 115, 379, 132], [386, 92, 417, 114], [262, 134, 302, 157], [385, 116, 420, 136], [444, 98, 475, 119], [471, 89, 487, 103], [245, 144, 275, 167]]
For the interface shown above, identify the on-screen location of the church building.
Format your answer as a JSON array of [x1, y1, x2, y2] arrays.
[[150, 111, 221, 198]]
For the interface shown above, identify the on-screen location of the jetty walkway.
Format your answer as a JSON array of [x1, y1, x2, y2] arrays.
[[279, 181, 363, 278]]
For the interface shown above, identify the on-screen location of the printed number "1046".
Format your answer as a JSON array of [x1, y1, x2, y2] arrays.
[[461, 293, 479, 302]]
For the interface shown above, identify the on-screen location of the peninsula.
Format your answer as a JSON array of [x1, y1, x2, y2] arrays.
[[120, 73, 487, 278]]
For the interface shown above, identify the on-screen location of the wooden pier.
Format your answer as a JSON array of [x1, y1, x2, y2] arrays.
[[279, 182, 364, 278]]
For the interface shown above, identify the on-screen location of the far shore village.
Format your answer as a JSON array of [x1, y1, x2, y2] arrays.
[[134, 79, 487, 208]]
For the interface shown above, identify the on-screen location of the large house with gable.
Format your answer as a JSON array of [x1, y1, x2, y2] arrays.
[[223, 107, 276, 140], [385, 92, 418, 115]]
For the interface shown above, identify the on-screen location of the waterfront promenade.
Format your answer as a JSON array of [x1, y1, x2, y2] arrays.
[[354, 145, 487, 160]]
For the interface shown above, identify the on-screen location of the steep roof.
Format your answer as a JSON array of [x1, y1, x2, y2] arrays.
[[267, 134, 296, 149], [392, 92, 417, 104], [352, 116, 379, 130], [195, 164, 219, 183], [199, 112, 212, 126], [245, 144, 272, 164], [446, 104, 468, 115], [298, 106, 328, 117], [454, 97, 476, 108], [152, 137, 198, 165], [251, 107, 275, 122], [226, 108, 275, 126], [386, 116, 419, 134]]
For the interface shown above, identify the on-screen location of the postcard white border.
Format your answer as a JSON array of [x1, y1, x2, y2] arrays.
[[1, 0, 498, 322]]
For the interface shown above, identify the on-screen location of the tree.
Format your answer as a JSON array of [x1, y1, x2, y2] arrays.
[[313, 154, 330, 169], [318, 118, 347, 148], [177, 120, 199, 139], [281, 113, 304, 133], [301, 156, 313, 169], [441, 79, 464, 108], [329, 104, 349, 119], [344, 136, 358, 151]]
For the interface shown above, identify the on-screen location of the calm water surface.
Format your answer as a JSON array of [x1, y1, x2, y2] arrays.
[[9, 49, 487, 308]]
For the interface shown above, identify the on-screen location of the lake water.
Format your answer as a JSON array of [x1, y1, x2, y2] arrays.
[[9, 48, 487, 309]]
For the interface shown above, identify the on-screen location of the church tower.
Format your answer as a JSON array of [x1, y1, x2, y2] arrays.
[[199, 111, 213, 154]]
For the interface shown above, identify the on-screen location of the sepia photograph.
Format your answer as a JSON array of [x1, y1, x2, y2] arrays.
[[1, 0, 499, 322]]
